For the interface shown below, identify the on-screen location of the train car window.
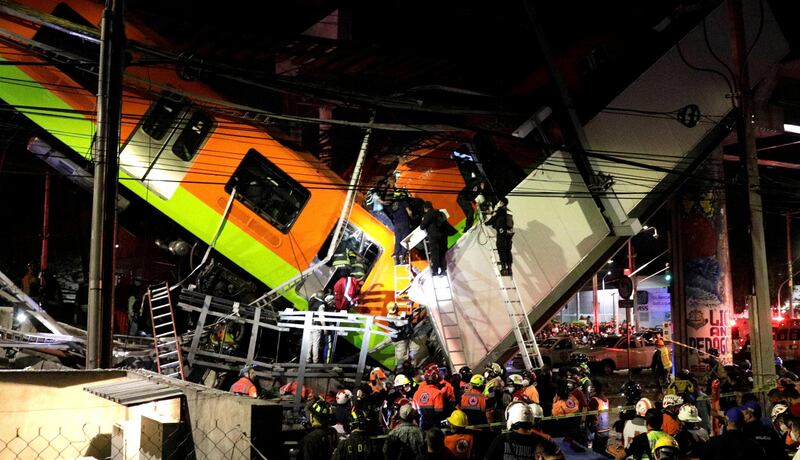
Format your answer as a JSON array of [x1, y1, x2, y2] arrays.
[[776, 328, 789, 341], [790, 328, 800, 341], [226, 149, 310, 233], [172, 110, 214, 161], [142, 93, 187, 141], [317, 221, 382, 281]]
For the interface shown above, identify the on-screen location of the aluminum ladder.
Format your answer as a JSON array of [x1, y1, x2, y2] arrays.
[[147, 282, 186, 380], [483, 227, 543, 370], [423, 239, 467, 371]]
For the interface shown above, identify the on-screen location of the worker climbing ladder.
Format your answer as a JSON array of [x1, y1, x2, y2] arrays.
[[147, 282, 186, 380], [482, 228, 543, 370], [422, 238, 468, 371]]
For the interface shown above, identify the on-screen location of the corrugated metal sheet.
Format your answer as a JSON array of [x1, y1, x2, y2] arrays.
[[84, 379, 184, 406]]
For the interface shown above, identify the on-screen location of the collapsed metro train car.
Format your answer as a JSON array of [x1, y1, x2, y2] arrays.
[[0, 0, 398, 362]]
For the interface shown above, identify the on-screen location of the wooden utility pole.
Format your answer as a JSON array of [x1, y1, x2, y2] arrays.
[[727, 0, 776, 388], [87, 0, 125, 369]]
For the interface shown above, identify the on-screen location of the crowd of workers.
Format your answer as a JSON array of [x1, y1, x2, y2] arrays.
[[228, 344, 800, 460]]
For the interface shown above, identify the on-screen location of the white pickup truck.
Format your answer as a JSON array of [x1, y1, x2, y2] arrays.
[[537, 336, 578, 368]]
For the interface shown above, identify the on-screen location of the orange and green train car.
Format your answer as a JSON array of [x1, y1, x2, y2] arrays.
[[0, 0, 397, 364]]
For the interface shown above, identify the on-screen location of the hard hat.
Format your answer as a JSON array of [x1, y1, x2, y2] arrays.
[[424, 364, 440, 383], [335, 389, 353, 405], [776, 356, 784, 368], [505, 401, 534, 430], [458, 366, 472, 381], [662, 394, 684, 408], [653, 435, 680, 457], [636, 398, 654, 417], [707, 348, 720, 358], [370, 368, 387, 381], [393, 397, 410, 409], [447, 409, 469, 428], [349, 409, 369, 431], [529, 403, 544, 420], [387, 302, 399, 314], [486, 362, 503, 377], [771, 403, 789, 422], [677, 369, 691, 380], [470, 374, 486, 387], [523, 370, 537, 386], [579, 362, 591, 374], [475, 194, 485, 205], [507, 374, 524, 386], [239, 364, 256, 377], [571, 353, 589, 364], [678, 404, 702, 423], [619, 380, 642, 404], [308, 399, 332, 419], [394, 374, 411, 387]]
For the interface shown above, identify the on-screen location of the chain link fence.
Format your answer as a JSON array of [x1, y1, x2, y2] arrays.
[[0, 419, 276, 460]]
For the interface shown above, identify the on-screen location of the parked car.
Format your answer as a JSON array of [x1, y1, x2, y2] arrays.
[[538, 336, 577, 368], [571, 336, 656, 374]]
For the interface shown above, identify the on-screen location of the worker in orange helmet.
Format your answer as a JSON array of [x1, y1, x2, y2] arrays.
[[370, 367, 388, 394], [230, 365, 259, 398]]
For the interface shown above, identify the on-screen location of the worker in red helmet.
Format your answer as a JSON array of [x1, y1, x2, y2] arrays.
[[413, 364, 446, 430]]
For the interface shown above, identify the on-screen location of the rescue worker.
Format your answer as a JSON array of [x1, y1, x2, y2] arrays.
[[622, 398, 653, 448], [332, 409, 380, 460], [333, 269, 362, 311], [587, 380, 611, 455], [505, 374, 526, 403], [614, 408, 669, 460], [333, 389, 354, 432], [443, 409, 474, 460], [741, 400, 784, 459], [230, 365, 259, 398], [456, 173, 486, 232], [551, 382, 582, 441], [521, 370, 540, 404], [700, 407, 766, 459], [414, 365, 445, 430], [652, 436, 681, 460], [460, 374, 489, 427], [661, 394, 683, 436], [485, 401, 563, 460], [307, 291, 327, 364], [369, 368, 388, 394], [666, 369, 696, 401], [485, 196, 514, 276], [388, 302, 419, 367], [384, 403, 424, 460], [279, 380, 317, 401], [420, 201, 447, 275], [348, 250, 367, 282], [331, 249, 352, 282], [651, 339, 673, 392], [483, 363, 505, 392], [674, 404, 709, 458], [298, 399, 339, 460], [391, 374, 416, 402]]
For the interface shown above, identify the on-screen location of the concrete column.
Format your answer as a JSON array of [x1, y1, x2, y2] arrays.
[[676, 149, 735, 373]]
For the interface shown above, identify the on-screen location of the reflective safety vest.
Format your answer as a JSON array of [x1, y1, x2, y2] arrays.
[[552, 394, 580, 416], [230, 377, 257, 397], [414, 382, 444, 412], [332, 252, 350, 270], [666, 378, 695, 396], [592, 396, 610, 433], [460, 389, 487, 411], [659, 346, 672, 369], [443, 432, 474, 460], [522, 385, 540, 404]]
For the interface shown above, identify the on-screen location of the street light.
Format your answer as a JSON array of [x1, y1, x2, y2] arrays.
[[602, 270, 612, 290]]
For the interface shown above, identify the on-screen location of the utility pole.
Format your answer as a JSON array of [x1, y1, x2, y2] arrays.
[[788, 213, 794, 318], [728, 0, 776, 388], [592, 274, 599, 333], [87, 0, 125, 369]]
